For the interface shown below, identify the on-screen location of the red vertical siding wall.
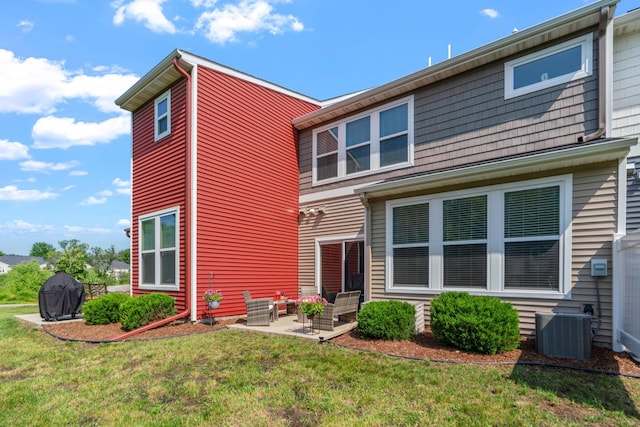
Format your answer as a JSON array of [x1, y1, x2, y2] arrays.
[[195, 67, 319, 318], [131, 80, 188, 309]]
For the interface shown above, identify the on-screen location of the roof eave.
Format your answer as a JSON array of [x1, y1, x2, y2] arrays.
[[293, 0, 619, 130], [357, 137, 637, 199]]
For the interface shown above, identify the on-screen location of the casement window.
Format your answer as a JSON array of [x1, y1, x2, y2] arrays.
[[504, 34, 593, 99], [386, 176, 571, 297], [313, 96, 413, 184], [139, 207, 179, 290], [154, 90, 171, 140]]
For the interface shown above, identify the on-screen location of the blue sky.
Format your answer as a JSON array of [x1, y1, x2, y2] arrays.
[[1, 0, 639, 256]]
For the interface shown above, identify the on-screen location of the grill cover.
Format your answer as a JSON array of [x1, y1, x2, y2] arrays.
[[38, 271, 85, 321]]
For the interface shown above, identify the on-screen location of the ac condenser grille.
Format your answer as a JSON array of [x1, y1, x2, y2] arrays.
[[535, 312, 592, 360]]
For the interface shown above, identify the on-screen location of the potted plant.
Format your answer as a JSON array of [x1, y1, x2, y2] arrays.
[[203, 289, 224, 309], [295, 295, 327, 318]]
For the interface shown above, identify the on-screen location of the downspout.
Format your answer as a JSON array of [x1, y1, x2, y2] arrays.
[[578, 5, 610, 143], [113, 56, 193, 340]]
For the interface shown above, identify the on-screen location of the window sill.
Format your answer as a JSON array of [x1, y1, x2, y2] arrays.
[[313, 161, 413, 187], [385, 287, 570, 300]]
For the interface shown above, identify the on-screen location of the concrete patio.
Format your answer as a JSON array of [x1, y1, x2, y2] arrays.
[[227, 314, 357, 341]]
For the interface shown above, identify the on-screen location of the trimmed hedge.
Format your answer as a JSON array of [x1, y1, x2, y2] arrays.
[[119, 293, 177, 331], [430, 292, 520, 354], [358, 300, 415, 340], [82, 293, 132, 325]]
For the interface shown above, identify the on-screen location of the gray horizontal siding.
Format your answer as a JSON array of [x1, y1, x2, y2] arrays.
[[368, 163, 618, 346], [300, 29, 599, 196]]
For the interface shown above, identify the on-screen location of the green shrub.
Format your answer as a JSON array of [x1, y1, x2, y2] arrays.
[[0, 262, 53, 303], [82, 293, 132, 325], [430, 292, 520, 354], [358, 300, 415, 340], [119, 293, 177, 331]]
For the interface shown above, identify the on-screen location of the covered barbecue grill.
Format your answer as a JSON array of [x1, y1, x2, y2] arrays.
[[38, 271, 85, 321]]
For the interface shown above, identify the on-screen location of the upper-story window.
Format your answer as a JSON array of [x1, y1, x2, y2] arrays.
[[504, 33, 593, 99], [313, 96, 414, 184], [154, 90, 171, 141]]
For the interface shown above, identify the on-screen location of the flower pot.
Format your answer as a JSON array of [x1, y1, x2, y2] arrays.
[[207, 300, 220, 309]]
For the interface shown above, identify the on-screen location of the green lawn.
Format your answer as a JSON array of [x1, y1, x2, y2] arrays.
[[1, 305, 639, 426]]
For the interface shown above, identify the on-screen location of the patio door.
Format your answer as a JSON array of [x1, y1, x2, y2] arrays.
[[319, 240, 364, 303]]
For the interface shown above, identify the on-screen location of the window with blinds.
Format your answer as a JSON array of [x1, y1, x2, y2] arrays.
[[504, 186, 560, 289], [385, 176, 569, 295], [392, 203, 429, 287], [443, 195, 487, 288]]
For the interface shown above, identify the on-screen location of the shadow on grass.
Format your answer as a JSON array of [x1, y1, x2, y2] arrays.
[[510, 344, 640, 419]]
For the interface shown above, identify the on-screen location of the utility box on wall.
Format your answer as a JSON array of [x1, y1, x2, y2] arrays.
[[535, 312, 592, 360]]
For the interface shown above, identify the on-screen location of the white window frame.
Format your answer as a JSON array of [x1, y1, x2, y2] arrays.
[[504, 34, 593, 99], [385, 175, 572, 299], [154, 89, 171, 141], [312, 96, 414, 185], [139, 206, 180, 291]]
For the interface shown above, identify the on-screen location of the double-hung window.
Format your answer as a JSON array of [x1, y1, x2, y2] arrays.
[[139, 207, 179, 290], [504, 34, 593, 99], [386, 176, 570, 297], [313, 96, 413, 184], [154, 90, 171, 140]]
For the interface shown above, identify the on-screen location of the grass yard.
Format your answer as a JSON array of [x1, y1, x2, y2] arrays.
[[1, 306, 640, 426]]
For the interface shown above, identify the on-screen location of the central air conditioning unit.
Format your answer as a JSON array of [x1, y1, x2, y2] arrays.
[[535, 312, 592, 360]]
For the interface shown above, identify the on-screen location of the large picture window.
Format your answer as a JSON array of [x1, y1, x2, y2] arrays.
[[139, 207, 179, 290], [386, 176, 570, 297], [312, 96, 413, 184], [504, 34, 592, 99]]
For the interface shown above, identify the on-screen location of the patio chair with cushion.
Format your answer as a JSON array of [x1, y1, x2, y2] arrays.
[[316, 290, 361, 331], [242, 290, 276, 326]]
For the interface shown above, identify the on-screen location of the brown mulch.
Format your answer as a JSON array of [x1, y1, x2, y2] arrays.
[[42, 319, 640, 377]]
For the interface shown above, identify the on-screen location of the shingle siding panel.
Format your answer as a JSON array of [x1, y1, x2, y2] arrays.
[[300, 30, 599, 196]]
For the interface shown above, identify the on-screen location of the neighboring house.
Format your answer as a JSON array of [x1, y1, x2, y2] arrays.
[[109, 260, 130, 280], [117, 0, 639, 349], [0, 256, 47, 274]]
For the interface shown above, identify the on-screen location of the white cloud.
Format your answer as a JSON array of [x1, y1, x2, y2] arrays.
[[62, 185, 75, 191], [0, 50, 67, 114], [19, 159, 79, 173], [3, 219, 54, 233], [481, 8, 499, 19], [98, 189, 114, 196], [112, 0, 177, 33], [112, 177, 130, 187], [0, 185, 59, 201], [65, 73, 140, 114], [191, 0, 218, 7], [195, 0, 304, 44], [63, 225, 112, 234], [31, 115, 130, 149], [0, 139, 30, 160], [17, 20, 34, 32], [80, 196, 108, 205], [69, 170, 88, 176], [0, 49, 139, 115], [117, 218, 131, 227]]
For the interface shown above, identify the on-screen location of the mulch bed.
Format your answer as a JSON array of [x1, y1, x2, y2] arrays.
[[41, 319, 640, 377]]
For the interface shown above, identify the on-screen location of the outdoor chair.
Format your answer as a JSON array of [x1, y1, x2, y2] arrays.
[[316, 290, 361, 331], [242, 290, 276, 326]]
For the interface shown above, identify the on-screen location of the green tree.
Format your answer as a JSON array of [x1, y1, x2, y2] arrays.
[[30, 242, 56, 259], [117, 248, 130, 265], [52, 239, 89, 278], [87, 245, 118, 279]]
